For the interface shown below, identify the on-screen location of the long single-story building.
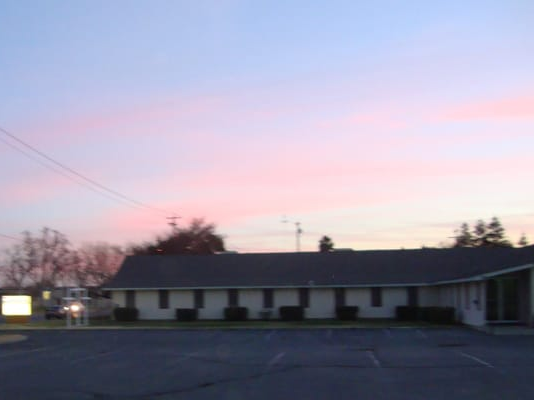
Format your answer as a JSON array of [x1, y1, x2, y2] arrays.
[[105, 246, 534, 327]]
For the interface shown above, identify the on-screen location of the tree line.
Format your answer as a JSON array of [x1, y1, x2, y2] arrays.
[[451, 217, 527, 248], [317, 217, 528, 251], [2, 217, 528, 289], [1, 227, 124, 290], [0, 219, 226, 290]]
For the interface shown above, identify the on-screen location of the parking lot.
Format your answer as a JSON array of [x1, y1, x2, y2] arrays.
[[1, 328, 534, 399]]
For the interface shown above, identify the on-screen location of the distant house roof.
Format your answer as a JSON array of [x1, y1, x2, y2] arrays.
[[104, 246, 534, 290]]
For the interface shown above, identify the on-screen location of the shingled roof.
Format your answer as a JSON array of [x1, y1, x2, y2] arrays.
[[105, 246, 534, 290]]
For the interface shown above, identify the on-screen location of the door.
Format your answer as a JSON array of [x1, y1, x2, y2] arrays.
[[486, 278, 519, 322]]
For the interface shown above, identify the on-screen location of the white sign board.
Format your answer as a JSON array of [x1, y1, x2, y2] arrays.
[[2, 295, 32, 316]]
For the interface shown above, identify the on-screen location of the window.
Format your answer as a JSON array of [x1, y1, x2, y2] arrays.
[[194, 289, 204, 309], [228, 289, 238, 307], [407, 287, 418, 307], [465, 284, 470, 309], [299, 288, 309, 308], [158, 290, 169, 309], [126, 290, 135, 308], [334, 288, 345, 307], [263, 289, 274, 308], [371, 287, 382, 307]]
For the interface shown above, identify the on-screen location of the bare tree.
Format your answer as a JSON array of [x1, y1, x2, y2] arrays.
[[24, 228, 72, 289], [70, 243, 124, 286], [1, 244, 34, 289], [0, 228, 72, 289]]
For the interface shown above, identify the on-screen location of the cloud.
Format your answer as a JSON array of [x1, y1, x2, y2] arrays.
[[441, 95, 534, 121]]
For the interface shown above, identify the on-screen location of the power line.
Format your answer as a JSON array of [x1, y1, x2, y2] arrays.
[[0, 135, 151, 211], [0, 126, 176, 217], [0, 233, 19, 241]]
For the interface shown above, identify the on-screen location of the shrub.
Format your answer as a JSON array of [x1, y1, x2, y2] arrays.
[[259, 309, 273, 320], [396, 306, 456, 324], [335, 306, 359, 321], [113, 307, 139, 322], [279, 306, 305, 321], [421, 306, 455, 324], [224, 307, 248, 321], [176, 308, 198, 321], [395, 306, 419, 321]]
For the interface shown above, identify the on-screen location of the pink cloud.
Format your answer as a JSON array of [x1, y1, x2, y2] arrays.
[[442, 95, 534, 121], [317, 112, 409, 132], [0, 171, 75, 206], [19, 95, 232, 148]]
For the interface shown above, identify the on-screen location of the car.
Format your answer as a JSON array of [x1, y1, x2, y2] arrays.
[[44, 305, 68, 320]]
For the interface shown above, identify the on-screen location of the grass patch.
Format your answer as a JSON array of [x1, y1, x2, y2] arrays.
[[0, 318, 459, 330]]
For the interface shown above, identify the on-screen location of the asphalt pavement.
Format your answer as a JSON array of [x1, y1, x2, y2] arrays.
[[1, 328, 533, 399]]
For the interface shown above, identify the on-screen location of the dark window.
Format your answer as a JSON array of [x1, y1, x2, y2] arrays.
[[299, 288, 309, 308], [371, 287, 382, 307], [407, 287, 418, 307], [228, 289, 238, 307], [194, 289, 204, 309], [126, 290, 135, 308], [334, 288, 345, 307], [263, 289, 274, 308], [158, 290, 169, 309]]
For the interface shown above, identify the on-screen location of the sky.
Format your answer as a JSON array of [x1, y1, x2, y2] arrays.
[[0, 0, 533, 253]]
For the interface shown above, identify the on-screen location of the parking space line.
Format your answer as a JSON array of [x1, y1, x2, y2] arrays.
[[458, 351, 494, 368], [267, 352, 286, 367], [366, 350, 381, 368]]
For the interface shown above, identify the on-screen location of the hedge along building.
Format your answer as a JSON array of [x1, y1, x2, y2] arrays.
[[104, 246, 534, 327]]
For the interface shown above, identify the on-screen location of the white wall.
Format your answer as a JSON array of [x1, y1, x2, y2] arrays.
[[111, 290, 125, 307], [114, 285, 484, 321], [308, 288, 335, 318], [419, 286, 439, 306], [135, 290, 173, 320], [272, 288, 298, 318], [171, 290, 194, 309], [199, 289, 226, 319], [114, 289, 195, 320], [347, 287, 407, 318], [239, 289, 263, 319], [436, 285, 455, 308]]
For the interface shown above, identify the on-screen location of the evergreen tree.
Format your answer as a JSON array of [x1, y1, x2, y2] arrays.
[[485, 217, 512, 247], [518, 233, 529, 247], [453, 223, 474, 247], [473, 220, 488, 247], [451, 217, 512, 248], [318, 236, 334, 252]]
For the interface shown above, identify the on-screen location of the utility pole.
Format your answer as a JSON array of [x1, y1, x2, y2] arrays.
[[282, 216, 303, 252], [167, 215, 180, 232]]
